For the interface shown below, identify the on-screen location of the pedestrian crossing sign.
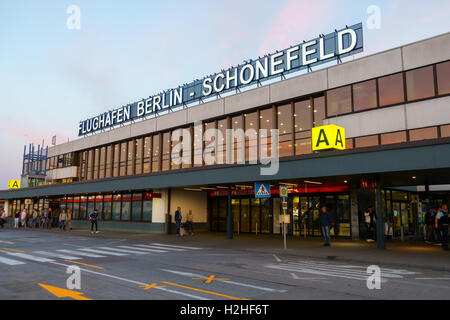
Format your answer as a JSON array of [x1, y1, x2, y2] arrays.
[[255, 182, 271, 198], [8, 180, 20, 190]]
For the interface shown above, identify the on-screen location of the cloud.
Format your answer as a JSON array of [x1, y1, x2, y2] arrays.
[[258, 0, 337, 55]]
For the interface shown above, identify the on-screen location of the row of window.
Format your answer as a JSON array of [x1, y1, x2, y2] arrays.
[[349, 125, 450, 149], [8, 192, 157, 222], [327, 60, 450, 116]]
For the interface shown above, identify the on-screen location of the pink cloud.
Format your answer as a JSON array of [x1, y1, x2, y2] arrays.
[[258, 0, 337, 56]]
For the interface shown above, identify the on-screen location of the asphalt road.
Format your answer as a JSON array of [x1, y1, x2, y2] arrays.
[[1, 229, 450, 300]]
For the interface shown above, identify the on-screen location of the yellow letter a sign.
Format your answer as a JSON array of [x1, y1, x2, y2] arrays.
[[312, 125, 346, 151]]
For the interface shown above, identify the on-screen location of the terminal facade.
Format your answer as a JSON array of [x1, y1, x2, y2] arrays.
[[1, 32, 449, 242]]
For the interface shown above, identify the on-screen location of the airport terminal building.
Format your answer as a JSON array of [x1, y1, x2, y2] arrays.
[[1, 28, 449, 243]]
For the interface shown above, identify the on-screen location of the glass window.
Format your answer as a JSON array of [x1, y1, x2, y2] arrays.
[[231, 115, 244, 164], [105, 145, 112, 178], [313, 96, 326, 127], [87, 150, 94, 180], [295, 138, 312, 155], [181, 126, 193, 169], [142, 193, 153, 222], [93, 148, 100, 180], [346, 138, 354, 149], [381, 131, 407, 145], [326, 86, 352, 116], [171, 129, 182, 170], [87, 196, 95, 218], [162, 132, 171, 171], [72, 196, 80, 220], [127, 140, 134, 175], [135, 138, 143, 175], [355, 135, 379, 148], [409, 127, 438, 141], [294, 100, 312, 133], [353, 80, 377, 111], [79, 196, 87, 219], [99, 147, 106, 179], [277, 104, 293, 158], [245, 112, 258, 162], [113, 144, 120, 177], [193, 125, 203, 168], [217, 119, 228, 165], [121, 194, 131, 221], [112, 195, 121, 220], [204, 121, 216, 166], [143, 137, 152, 173], [436, 61, 450, 95], [95, 195, 103, 217], [406, 66, 435, 101], [103, 195, 112, 220], [441, 125, 450, 138], [260, 108, 274, 160], [378, 73, 405, 106], [131, 193, 142, 221], [119, 142, 127, 176], [152, 135, 160, 172]]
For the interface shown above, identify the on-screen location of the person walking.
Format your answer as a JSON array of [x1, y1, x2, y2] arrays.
[[41, 209, 48, 229], [20, 209, 27, 229], [320, 205, 332, 247], [425, 207, 435, 243], [89, 209, 99, 234], [436, 204, 449, 251], [31, 209, 38, 228], [186, 210, 194, 235], [174, 207, 182, 236], [0, 209, 7, 228], [59, 210, 67, 231], [67, 209, 72, 230], [14, 211, 20, 229], [47, 208, 53, 229]]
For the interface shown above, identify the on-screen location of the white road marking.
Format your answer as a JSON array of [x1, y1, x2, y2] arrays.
[[0, 255, 26, 265], [150, 243, 203, 250], [57, 249, 106, 258], [97, 247, 148, 255], [134, 244, 184, 251], [79, 248, 128, 256], [118, 245, 167, 253], [5, 252, 54, 263], [49, 261, 208, 300], [34, 251, 82, 260], [415, 278, 450, 280], [161, 268, 286, 293], [273, 254, 281, 262]]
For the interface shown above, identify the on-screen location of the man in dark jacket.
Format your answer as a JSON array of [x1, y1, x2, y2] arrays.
[[174, 207, 182, 236], [320, 205, 332, 247], [425, 208, 435, 242], [89, 209, 99, 234]]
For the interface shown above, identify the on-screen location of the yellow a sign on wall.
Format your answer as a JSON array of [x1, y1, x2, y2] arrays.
[[312, 125, 346, 151], [8, 180, 21, 190]]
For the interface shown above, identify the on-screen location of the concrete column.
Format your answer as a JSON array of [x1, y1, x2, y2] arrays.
[[226, 186, 233, 239], [350, 186, 359, 240]]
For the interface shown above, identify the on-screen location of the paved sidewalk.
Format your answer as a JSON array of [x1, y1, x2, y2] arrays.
[[2, 226, 449, 272]]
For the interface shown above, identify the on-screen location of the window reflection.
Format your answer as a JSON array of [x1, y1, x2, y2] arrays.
[[436, 61, 450, 95], [409, 127, 438, 141], [355, 135, 379, 148], [381, 131, 407, 145], [378, 73, 405, 106], [406, 66, 435, 101], [277, 104, 293, 158], [326, 86, 352, 116], [353, 80, 377, 111]]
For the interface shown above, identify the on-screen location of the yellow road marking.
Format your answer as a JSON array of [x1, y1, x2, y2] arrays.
[[139, 283, 166, 290], [38, 283, 92, 300], [162, 281, 249, 300], [2, 248, 25, 253], [192, 275, 230, 284], [64, 260, 104, 270]]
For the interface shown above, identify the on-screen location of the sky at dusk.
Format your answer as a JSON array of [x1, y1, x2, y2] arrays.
[[0, 0, 449, 187]]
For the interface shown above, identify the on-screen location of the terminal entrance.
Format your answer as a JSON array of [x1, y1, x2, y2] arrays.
[[208, 186, 351, 238]]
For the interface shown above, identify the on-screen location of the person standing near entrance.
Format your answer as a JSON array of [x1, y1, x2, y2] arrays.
[[14, 211, 20, 229], [364, 206, 376, 242], [320, 205, 332, 247], [20, 209, 27, 229], [174, 207, 182, 236], [425, 207, 436, 243], [436, 204, 449, 251], [47, 208, 53, 229], [59, 210, 67, 231], [186, 210, 194, 236], [89, 209, 99, 234]]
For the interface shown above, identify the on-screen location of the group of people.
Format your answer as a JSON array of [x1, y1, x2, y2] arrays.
[[425, 203, 449, 250], [174, 207, 194, 236], [4, 208, 73, 231]]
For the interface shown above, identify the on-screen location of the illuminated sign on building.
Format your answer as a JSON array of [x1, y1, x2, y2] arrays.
[[312, 125, 346, 151], [78, 23, 363, 136]]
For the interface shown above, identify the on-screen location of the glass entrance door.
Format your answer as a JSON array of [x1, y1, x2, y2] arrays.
[[392, 201, 412, 237]]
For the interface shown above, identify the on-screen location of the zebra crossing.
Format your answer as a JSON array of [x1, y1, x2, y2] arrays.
[[0, 243, 204, 267], [265, 259, 419, 283]]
